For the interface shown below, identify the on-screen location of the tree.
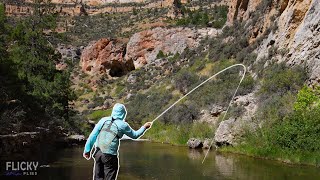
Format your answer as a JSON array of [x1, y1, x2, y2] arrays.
[[8, 1, 75, 122]]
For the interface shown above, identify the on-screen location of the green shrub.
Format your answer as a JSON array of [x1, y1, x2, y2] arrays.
[[145, 121, 214, 145], [259, 63, 307, 97], [87, 109, 113, 122], [268, 86, 320, 152], [238, 75, 255, 95], [176, 5, 227, 28], [126, 87, 173, 127], [226, 86, 320, 166], [173, 70, 199, 94], [156, 50, 166, 59], [160, 103, 199, 124]]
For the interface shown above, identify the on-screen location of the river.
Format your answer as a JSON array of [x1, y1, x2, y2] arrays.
[[19, 141, 320, 179]]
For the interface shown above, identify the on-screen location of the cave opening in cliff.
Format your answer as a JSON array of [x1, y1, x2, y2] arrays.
[[109, 63, 125, 77]]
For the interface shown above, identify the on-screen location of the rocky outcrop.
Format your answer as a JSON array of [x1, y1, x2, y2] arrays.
[[126, 27, 220, 68], [80, 38, 134, 77], [210, 104, 225, 116], [215, 92, 258, 146], [56, 44, 83, 70]]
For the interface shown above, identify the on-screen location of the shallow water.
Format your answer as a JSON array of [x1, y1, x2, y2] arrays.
[[14, 141, 320, 179]]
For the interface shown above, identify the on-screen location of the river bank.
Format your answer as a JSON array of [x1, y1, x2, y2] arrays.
[[218, 144, 320, 167], [143, 121, 320, 167], [146, 135, 320, 167], [0, 128, 86, 161]]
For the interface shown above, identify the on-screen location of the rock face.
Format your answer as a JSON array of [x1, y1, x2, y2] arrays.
[[79, 27, 220, 80], [227, 0, 262, 24], [187, 138, 203, 149], [125, 27, 219, 68], [287, 0, 320, 85], [80, 38, 134, 77], [214, 92, 258, 146], [227, 0, 319, 86], [4, 0, 179, 16]]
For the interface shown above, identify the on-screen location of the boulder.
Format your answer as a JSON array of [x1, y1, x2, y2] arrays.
[[214, 118, 236, 146], [67, 135, 85, 142], [103, 98, 114, 109], [187, 138, 203, 149], [202, 138, 213, 149], [210, 104, 225, 117], [80, 38, 135, 77], [127, 74, 137, 84]]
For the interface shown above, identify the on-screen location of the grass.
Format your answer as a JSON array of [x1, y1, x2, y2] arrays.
[[87, 109, 113, 122], [144, 121, 214, 145], [219, 140, 320, 166]]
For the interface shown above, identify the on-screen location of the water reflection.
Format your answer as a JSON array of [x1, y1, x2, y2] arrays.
[[29, 141, 320, 180], [215, 154, 235, 178], [187, 149, 203, 160]]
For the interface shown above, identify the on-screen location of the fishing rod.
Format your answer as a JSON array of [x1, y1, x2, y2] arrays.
[[148, 63, 247, 163]]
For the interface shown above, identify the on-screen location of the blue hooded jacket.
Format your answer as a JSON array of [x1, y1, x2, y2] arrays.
[[83, 103, 146, 156]]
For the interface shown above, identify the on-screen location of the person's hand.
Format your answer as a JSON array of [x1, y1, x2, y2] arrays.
[[83, 152, 90, 160], [143, 122, 152, 129]]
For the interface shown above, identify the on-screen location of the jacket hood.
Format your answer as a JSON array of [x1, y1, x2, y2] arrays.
[[111, 103, 127, 121]]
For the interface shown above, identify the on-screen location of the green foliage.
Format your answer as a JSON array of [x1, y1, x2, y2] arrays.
[[0, 2, 75, 133], [173, 70, 199, 94], [238, 75, 255, 95], [294, 86, 320, 112], [208, 22, 249, 62], [9, 12, 74, 118], [126, 87, 173, 127], [156, 50, 166, 59], [267, 86, 320, 152], [145, 121, 214, 145], [161, 102, 199, 124], [256, 63, 307, 124], [259, 63, 307, 96], [224, 86, 320, 166], [176, 5, 227, 28], [87, 109, 113, 122]]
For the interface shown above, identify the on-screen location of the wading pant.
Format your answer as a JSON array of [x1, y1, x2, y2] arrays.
[[93, 148, 119, 180]]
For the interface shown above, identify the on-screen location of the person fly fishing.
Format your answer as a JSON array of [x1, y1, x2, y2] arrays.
[[83, 103, 152, 180]]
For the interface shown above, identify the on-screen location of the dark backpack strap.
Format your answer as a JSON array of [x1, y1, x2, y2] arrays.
[[102, 117, 121, 139], [98, 119, 107, 135]]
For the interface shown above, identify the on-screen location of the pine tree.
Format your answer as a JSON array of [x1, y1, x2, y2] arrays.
[[7, 1, 75, 123]]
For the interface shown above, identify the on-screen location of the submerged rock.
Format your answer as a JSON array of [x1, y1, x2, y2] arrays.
[[187, 138, 203, 149]]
